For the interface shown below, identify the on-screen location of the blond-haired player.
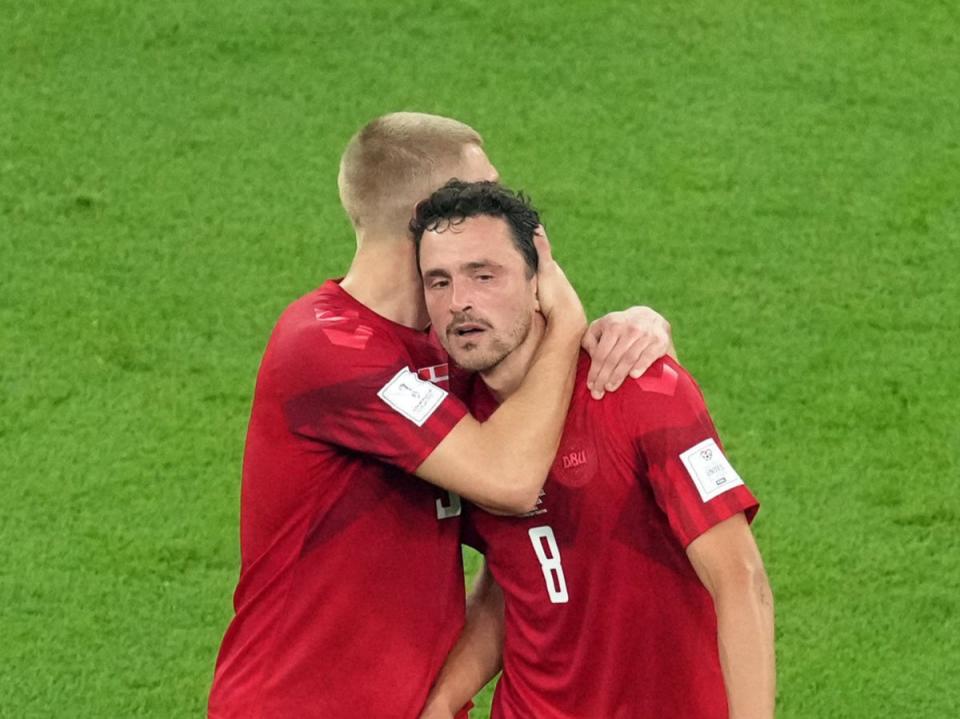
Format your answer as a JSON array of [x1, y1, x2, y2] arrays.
[[208, 113, 674, 718]]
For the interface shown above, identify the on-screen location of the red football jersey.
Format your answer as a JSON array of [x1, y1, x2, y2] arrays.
[[209, 281, 470, 718], [464, 354, 759, 719]]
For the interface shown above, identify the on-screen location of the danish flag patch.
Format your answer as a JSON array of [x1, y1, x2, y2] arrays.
[[417, 363, 450, 388]]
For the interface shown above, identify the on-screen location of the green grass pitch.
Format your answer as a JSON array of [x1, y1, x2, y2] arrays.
[[2, 1, 958, 716]]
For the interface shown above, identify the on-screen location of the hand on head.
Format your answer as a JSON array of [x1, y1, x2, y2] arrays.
[[532, 225, 586, 333]]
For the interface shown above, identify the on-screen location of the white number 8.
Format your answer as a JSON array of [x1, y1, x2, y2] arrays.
[[528, 525, 569, 603]]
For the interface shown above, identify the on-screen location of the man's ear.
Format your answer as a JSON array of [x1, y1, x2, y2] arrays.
[[531, 274, 541, 313]]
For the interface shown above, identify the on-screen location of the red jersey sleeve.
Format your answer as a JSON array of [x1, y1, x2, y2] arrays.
[[623, 357, 759, 548], [275, 321, 468, 474]]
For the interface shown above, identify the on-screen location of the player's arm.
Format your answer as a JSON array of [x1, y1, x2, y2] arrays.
[[582, 306, 676, 399], [686, 513, 776, 719], [419, 563, 504, 719], [416, 231, 585, 513]]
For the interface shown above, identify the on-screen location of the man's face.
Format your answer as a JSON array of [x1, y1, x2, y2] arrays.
[[420, 215, 537, 372]]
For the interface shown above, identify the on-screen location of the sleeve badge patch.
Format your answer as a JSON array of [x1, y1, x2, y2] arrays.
[[679, 438, 745, 502], [378, 367, 448, 427]]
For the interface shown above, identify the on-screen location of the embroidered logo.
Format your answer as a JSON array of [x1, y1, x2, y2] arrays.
[[552, 434, 597, 488], [561, 450, 587, 469]]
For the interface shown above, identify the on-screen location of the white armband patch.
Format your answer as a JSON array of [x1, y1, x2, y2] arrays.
[[679, 438, 744, 503], [377, 367, 448, 427]]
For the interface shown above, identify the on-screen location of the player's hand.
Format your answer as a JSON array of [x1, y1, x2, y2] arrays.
[[582, 306, 676, 399], [533, 225, 586, 334]]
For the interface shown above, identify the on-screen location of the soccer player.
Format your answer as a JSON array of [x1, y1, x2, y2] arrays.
[[413, 181, 776, 719], [207, 113, 675, 718]]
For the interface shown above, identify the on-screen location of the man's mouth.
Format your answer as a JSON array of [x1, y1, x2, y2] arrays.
[[453, 325, 484, 336], [448, 321, 489, 338]]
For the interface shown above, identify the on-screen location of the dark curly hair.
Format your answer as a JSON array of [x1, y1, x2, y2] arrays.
[[410, 180, 540, 277]]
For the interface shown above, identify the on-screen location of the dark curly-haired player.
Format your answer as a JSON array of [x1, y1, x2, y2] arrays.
[[415, 181, 775, 719]]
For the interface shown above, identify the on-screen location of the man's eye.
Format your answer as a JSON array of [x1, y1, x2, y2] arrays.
[[477, 274, 494, 282], [429, 280, 449, 289]]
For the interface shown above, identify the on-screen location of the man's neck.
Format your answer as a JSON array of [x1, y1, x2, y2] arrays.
[[339, 232, 430, 330], [481, 313, 547, 403]]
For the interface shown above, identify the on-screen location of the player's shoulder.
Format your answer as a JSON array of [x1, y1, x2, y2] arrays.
[[610, 355, 710, 424], [265, 281, 408, 376], [279, 281, 396, 345], [632, 355, 699, 396]]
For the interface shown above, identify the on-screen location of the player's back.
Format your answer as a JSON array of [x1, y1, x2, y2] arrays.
[[209, 281, 467, 719]]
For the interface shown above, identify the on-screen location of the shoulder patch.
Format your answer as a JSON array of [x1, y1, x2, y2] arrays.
[[679, 438, 744, 502], [378, 367, 448, 427], [634, 362, 679, 396], [417, 363, 450, 388], [313, 309, 373, 350]]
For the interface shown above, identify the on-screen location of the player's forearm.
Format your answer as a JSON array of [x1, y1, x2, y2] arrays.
[[417, 316, 581, 512], [477, 316, 583, 504], [420, 619, 502, 717], [417, 255, 584, 512], [473, 227, 588, 506], [420, 571, 505, 718], [714, 566, 776, 719]]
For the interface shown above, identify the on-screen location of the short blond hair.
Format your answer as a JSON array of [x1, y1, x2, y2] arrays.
[[338, 112, 483, 234]]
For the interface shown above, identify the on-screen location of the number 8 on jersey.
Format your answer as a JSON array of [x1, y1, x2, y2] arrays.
[[528, 526, 569, 603]]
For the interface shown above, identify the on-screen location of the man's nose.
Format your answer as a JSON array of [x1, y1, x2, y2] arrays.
[[449, 282, 472, 313]]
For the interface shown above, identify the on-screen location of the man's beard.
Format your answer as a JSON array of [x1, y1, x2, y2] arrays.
[[446, 311, 533, 373]]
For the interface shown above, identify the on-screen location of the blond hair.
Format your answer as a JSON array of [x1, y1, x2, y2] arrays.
[[338, 112, 483, 235]]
